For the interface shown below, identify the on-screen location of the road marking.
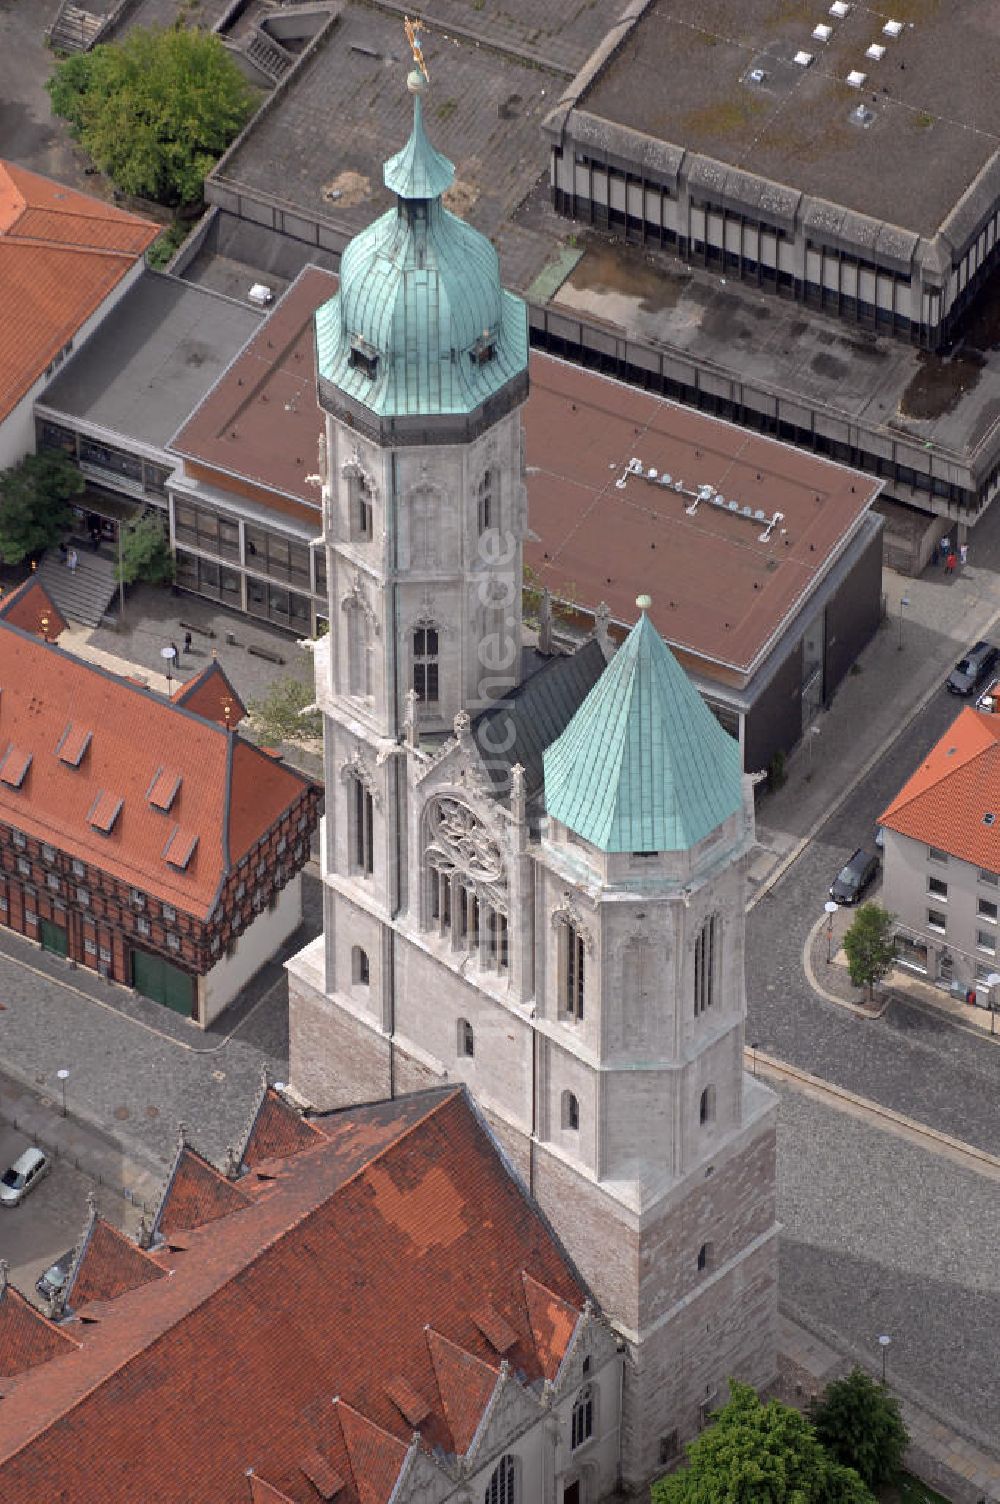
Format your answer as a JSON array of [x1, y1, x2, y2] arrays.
[[747, 1046, 1000, 1179]]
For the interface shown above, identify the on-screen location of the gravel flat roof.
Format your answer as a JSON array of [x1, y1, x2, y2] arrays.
[[40, 273, 263, 450], [578, 0, 1000, 238]]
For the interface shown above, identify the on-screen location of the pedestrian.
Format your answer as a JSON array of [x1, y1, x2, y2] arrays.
[[960, 542, 969, 569], [58, 541, 67, 562], [66, 547, 78, 572], [170, 640, 180, 665], [939, 534, 951, 568], [184, 630, 193, 657], [946, 551, 957, 575]]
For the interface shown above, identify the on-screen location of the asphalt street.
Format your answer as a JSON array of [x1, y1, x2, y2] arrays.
[[748, 685, 1000, 1156]]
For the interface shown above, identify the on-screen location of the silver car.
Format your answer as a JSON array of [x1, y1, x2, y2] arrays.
[[0, 1146, 50, 1207]]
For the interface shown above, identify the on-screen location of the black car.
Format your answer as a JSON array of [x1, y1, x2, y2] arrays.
[[35, 1248, 75, 1303], [829, 848, 880, 905], [947, 641, 1000, 696]]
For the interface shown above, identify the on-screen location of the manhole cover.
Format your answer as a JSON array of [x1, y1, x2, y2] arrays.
[[145, 1105, 159, 1120], [113, 1105, 130, 1121], [211, 1070, 226, 1083]]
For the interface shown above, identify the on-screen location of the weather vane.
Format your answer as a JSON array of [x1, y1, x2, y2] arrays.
[[404, 15, 430, 82]]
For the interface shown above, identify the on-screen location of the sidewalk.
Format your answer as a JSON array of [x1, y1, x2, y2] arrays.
[[751, 555, 1000, 892], [779, 1313, 1000, 1502]]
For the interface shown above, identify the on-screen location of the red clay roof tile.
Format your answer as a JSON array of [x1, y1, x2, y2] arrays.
[[425, 1327, 497, 1455], [521, 1271, 580, 1380], [241, 1089, 325, 1171], [0, 1284, 79, 1377], [172, 660, 247, 728], [0, 163, 157, 422], [68, 1219, 166, 1312], [155, 1146, 252, 1239], [879, 707, 1000, 870], [0, 624, 315, 917], [0, 580, 67, 641]]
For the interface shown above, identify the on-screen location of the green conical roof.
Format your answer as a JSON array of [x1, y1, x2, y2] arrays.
[[542, 604, 743, 853], [315, 69, 528, 421]]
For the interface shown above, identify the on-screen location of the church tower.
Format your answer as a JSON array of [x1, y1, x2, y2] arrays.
[[288, 53, 777, 1499]]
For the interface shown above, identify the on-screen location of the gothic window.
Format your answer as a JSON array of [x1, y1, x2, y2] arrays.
[[571, 1385, 594, 1449], [346, 603, 372, 697], [413, 627, 439, 703], [351, 777, 374, 877], [561, 1090, 580, 1131], [485, 1455, 517, 1504], [352, 946, 370, 985], [478, 468, 496, 534], [699, 1085, 716, 1126], [409, 485, 439, 568], [694, 915, 719, 1016], [348, 472, 373, 542], [488, 909, 509, 973], [458, 1017, 475, 1057], [425, 797, 508, 977], [562, 925, 586, 1020]]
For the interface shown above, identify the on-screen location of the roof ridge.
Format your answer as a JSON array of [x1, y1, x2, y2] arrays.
[[880, 708, 997, 821]]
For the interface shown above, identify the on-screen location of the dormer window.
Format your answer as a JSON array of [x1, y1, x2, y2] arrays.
[[349, 334, 379, 380], [470, 330, 496, 367]]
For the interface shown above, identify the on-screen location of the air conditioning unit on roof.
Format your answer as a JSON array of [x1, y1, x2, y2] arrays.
[[793, 50, 814, 66], [883, 18, 903, 36], [829, 0, 850, 15], [866, 43, 886, 60], [846, 69, 866, 87], [812, 23, 832, 41]]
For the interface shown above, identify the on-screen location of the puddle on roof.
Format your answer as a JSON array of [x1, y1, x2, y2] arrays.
[[899, 349, 985, 420], [557, 243, 689, 322]]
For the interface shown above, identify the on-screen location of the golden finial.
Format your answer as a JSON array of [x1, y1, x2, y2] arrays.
[[404, 15, 430, 81]]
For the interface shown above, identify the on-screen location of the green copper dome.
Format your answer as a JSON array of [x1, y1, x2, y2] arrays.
[[542, 603, 743, 853], [315, 70, 528, 421]]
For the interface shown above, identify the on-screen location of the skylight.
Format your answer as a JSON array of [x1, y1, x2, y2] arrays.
[[163, 827, 198, 870], [147, 767, 182, 812], [56, 723, 92, 767], [88, 790, 123, 833], [0, 746, 31, 789]]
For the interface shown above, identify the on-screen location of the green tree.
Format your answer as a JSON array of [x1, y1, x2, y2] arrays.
[[248, 676, 322, 744], [116, 513, 174, 585], [842, 902, 896, 1000], [650, 1381, 874, 1504], [47, 27, 257, 207], [809, 1368, 909, 1490], [0, 453, 85, 565]]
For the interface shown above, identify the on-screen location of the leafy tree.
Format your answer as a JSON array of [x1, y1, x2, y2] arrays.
[[248, 676, 322, 744], [842, 903, 896, 1000], [116, 513, 174, 585], [651, 1381, 874, 1504], [809, 1368, 909, 1490], [0, 453, 85, 565], [47, 27, 257, 207]]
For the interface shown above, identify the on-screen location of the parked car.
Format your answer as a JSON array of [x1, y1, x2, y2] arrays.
[[0, 1146, 50, 1207], [947, 641, 999, 696], [35, 1248, 75, 1303], [829, 848, 880, 905]]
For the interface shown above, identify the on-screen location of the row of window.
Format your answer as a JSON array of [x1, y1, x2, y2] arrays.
[[926, 908, 997, 954], [927, 875, 998, 920], [928, 847, 998, 884], [345, 469, 497, 551]]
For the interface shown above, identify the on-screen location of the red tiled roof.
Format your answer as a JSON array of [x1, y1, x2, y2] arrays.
[[68, 1219, 166, 1312], [879, 707, 1000, 869], [155, 1146, 252, 1239], [0, 623, 315, 917], [0, 1090, 586, 1504], [0, 163, 158, 423], [0, 1285, 78, 1377], [241, 1088, 325, 1171], [0, 580, 67, 641], [172, 660, 247, 728]]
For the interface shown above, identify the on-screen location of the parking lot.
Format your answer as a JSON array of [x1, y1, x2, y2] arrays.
[[0, 1123, 140, 1308]]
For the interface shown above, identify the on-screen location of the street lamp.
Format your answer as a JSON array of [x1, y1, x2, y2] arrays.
[[807, 723, 821, 774], [750, 1041, 760, 1078], [878, 1333, 891, 1384], [986, 973, 1000, 1036], [160, 644, 177, 693], [897, 595, 910, 651], [56, 1068, 69, 1118], [824, 900, 839, 964]]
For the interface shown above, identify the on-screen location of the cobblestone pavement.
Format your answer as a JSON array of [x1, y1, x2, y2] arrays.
[[0, 869, 321, 1170], [748, 685, 1000, 1156], [776, 1082, 1000, 1461]]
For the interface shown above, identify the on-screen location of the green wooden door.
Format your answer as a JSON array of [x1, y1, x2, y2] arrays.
[[40, 919, 68, 958], [131, 948, 195, 1016]]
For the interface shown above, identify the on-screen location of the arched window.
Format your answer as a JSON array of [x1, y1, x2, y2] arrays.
[[348, 471, 372, 542], [352, 946, 369, 986], [571, 1384, 594, 1449], [561, 924, 585, 1020], [458, 1017, 474, 1057], [346, 604, 371, 697], [561, 1090, 580, 1132], [697, 1242, 713, 1274], [413, 626, 439, 704], [478, 468, 496, 535], [699, 1085, 716, 1126], [694, 915, 719, 1016], [484, 1455, 517, 1504]]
